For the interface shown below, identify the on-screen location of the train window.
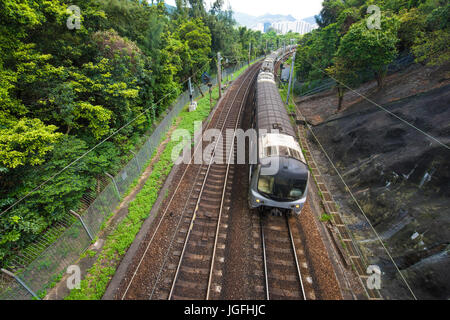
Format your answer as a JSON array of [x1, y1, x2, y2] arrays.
[[279, 146, 289, 157], [258, 172, 307, 202], [265, 146, 277, 157], [290, 149, 301, 160], [258, 175, 274, 195]]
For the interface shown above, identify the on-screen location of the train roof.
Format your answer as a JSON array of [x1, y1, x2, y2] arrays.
[[256, 75, 296, 138], [260, 156, 309, 180]]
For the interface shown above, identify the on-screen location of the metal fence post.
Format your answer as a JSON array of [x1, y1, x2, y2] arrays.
[[131, 151, 142, 173], [69, 210, 94, 241], [1, 269, 40, 300], [105, 172, 121, 199]]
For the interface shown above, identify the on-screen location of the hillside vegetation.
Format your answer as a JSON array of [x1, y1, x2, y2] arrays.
[[295, 0, 449, 110], [0, 0, 294, 266], [293, 0, 449, 299]]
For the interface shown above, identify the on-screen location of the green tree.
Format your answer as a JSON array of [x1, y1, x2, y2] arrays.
[[335, 19, 399, 89], [176, 18, 212, 93], [295, 23, 340, 82], [326, 58, 360, 111], [0, 119, 62, 169], [397, 8, 426, 51], [315, 0, 346, 28], [412, 28, 450, 66]]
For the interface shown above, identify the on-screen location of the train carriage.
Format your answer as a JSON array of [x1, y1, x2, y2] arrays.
[[249, 49, 310, 216]]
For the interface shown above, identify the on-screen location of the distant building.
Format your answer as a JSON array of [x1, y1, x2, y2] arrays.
[[253, 23, 265, 32], [254, 20, 317, 35]]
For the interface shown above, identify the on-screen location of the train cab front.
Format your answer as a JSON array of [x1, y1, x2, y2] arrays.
[[249, 156, 309, 216]]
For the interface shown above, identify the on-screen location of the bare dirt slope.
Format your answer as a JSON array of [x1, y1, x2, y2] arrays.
[[296, 63, 450, 300]]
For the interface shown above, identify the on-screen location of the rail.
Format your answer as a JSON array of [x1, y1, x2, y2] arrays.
[[260, 214, 306, 300], [168, 64, 260, 300]]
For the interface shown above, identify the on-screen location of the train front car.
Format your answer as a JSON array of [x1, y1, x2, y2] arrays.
[[249, 52, 309, 216]]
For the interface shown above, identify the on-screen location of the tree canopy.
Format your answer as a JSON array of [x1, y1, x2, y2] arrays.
[[297, 0, 449, 110], [0, 0, 290, 265]]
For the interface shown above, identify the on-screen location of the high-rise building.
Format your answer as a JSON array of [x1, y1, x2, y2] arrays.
[[271, 20, 317, 35]]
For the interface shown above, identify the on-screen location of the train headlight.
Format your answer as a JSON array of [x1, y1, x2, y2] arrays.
[[256, 199, 261, 203], [295, 205, 300, 209]]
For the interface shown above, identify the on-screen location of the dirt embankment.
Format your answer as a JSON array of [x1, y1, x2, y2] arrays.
[[296, 63, 450, 300]]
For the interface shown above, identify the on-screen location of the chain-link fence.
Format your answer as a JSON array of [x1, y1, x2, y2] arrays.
[[0, 61, 256, 300], [293, 54, 416, 97]]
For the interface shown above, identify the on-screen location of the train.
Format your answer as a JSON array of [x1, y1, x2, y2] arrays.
[[248, 48, 310, 216]]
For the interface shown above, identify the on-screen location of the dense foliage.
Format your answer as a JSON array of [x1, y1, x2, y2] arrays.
[[297, 0, 449, 109], [0, 0, 289, 265]]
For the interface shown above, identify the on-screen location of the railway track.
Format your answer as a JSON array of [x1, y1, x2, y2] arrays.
[[117, 57, 317, 301], [165, 64, 259, 300], [260, 213, 308, 300], [119, 63, 259, 301], [118, 62, 261, 300]]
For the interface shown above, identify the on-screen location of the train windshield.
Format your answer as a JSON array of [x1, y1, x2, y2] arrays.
[[257, 169, 307, 202]]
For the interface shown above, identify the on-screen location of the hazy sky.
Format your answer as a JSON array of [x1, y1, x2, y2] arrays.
[[164, 0, 323, 20]]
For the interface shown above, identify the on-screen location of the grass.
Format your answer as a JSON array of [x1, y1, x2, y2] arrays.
[[318, 190, 324, 200], [35, 270, 65, 299], [64, 62, 253, 300], [284, 57, 293, 66], [320, 213, 332, 222], [278, 82, 296, 114], [340, 239, 348, 250]]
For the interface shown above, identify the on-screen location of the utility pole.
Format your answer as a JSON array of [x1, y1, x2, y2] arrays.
[[208, 83, 213, 110], [188, 77, 193, 104], [217, 52, 222, 99], [226, 58, 229, 84], [286, 51, 296, 105], [248, 42, 251, 66]]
